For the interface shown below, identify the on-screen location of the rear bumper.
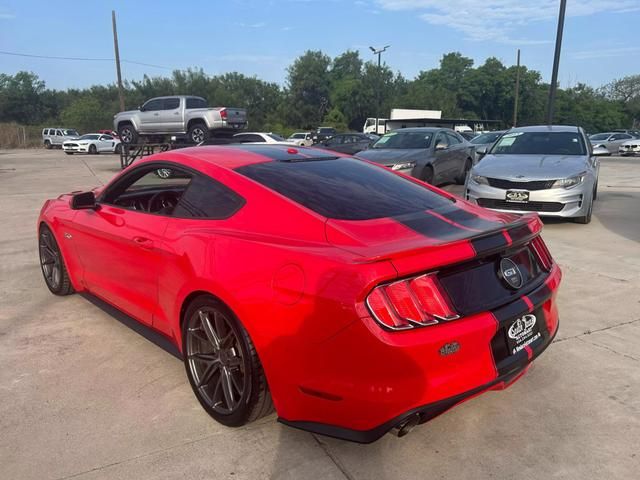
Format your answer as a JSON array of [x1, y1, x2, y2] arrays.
[[278, 265, 561, 443]]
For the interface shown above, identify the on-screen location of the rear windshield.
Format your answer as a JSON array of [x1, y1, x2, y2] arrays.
[[491, 131, 586, 155], [235, 158, 452, 220]]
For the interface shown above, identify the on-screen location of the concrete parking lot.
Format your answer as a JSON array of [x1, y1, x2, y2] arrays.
[[1, 148, 639, 480]]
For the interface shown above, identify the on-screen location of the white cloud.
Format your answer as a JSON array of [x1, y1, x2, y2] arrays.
[[375, 0, 640, 44], [572, 46, 640, 60]]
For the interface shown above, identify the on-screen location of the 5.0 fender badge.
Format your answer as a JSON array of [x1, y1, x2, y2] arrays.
[[439, 342, 460, 356]]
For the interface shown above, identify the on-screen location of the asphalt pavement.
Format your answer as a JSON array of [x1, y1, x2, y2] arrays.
[[1, 149, 638, 479]]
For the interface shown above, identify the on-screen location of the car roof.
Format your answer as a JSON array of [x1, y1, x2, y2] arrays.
[[508, 125, 580, 133], [387, 127, 442, 133]]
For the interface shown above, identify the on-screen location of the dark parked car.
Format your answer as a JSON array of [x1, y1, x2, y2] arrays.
[[318, 133, 377, 155], [470, 130, 506, 163], [312, 127, 337, 143], [356, 127, 475, 185]]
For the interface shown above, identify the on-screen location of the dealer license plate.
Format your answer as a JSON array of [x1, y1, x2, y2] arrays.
[[505, 311, 542, 355], [505, 190, 529, 203]]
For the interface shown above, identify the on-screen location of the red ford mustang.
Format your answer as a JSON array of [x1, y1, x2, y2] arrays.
[[38, 145, 561, 442]]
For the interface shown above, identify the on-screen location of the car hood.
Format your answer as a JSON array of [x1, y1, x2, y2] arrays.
[[356, 149, 426, 165], [621, 139, 640, 146], [473, 154, 588, 180]]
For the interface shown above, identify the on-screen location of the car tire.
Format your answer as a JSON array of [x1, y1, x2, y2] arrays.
[[38, 224, 74, 296], [188, 123, 210, 144], [89, 144, 97, 154], [118, 124, 138, 144], [44, 140, 52, 149], [455, 158, 472, 185], [422, 165, 434, 185], [114, 143, 122, 154], [65, 152, 74, 155], [182, 295, 274, 427], [574, 193, 594, 224]]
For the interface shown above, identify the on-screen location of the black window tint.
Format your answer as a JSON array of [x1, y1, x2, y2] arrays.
[[173, 174, 244, 219], [447, 133, 461, 145], [186, 97, 207, 109], [164, 98, 180, 110], [236, 158, 452, 220], [143, 99, 164, 111], [435, 133, 448, 147], [326, 136, 342, 145]]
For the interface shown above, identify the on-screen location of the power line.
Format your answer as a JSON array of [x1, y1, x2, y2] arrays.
[[0, 50, 173, 70]]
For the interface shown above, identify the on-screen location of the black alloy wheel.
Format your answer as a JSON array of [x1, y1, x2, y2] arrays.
[[89, 144, 97, 154], [182, 296, 273, 426], [38, 225, 74, 295], [44, 140, 52, 149]]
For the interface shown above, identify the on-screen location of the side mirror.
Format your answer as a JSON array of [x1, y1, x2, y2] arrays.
[[476, 145, 488, 155], [435, 142, 448, 151], [138, 105, 144, 111], [592, 146, 609, 156], [71, 191, 97, 210]]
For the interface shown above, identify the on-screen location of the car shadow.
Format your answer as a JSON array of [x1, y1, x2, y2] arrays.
[[79, 292, 182, 360]]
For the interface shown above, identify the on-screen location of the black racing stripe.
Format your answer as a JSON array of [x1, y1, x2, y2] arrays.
[[394, 211, 468, 242], [507, 223, 534, 243], [227, 144, 337, 162], [471, 231, 508, 255], [527, 284, 552, 307], [439, 207, 503, 231], [492, 298, 529, 324]]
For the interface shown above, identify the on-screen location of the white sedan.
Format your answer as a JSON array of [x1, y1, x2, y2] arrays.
[[62, 133, 122, 155], [287, 132, 314, 146], [618, 138, 640, 156], [232, 132, 296, 145]]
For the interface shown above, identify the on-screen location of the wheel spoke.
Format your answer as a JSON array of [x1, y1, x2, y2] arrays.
[[229, 368, 243, 394], [189, 352, 219, 364], [199, 311, 221, 349], [220, 366, 235, 408], [197, 361, 220, 388]]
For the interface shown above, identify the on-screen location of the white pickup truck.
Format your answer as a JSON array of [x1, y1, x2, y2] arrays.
[[113, 95, 248, 144]]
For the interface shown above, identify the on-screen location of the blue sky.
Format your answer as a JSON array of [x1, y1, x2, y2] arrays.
[[1, 0, 638, 90]]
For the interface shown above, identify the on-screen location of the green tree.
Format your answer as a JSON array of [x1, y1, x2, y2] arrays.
[[285, 50, 332, 128], [61, 97, 113, 132]]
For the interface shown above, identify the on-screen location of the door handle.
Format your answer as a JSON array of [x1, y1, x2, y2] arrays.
[[174, 112, 180, 115], [133, 236, 154, 249], [153, 113, 159, 116]]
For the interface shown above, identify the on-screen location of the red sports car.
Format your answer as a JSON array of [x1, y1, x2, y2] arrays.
[[38, 145, 561, 442]]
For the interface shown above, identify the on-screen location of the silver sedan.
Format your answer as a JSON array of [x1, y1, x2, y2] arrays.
[[465, 125, 606, 224], [589, 132, 634, 154]]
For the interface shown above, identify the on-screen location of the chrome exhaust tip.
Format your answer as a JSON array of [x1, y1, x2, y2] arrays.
[[392, 413, 421, 438]]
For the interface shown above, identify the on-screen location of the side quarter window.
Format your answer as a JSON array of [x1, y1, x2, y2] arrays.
[[173, 174, 245, 219]]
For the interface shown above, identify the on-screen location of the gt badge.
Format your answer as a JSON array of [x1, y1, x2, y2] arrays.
[[499, 258, 523, 289]]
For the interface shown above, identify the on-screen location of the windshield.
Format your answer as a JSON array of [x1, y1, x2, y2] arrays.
[[290, 133, 304, 139], [79, 134, 99, 140], [373, 131, 433, 149], [63, 129, 79, 136], [471, 132, 503, 145], [589, 133, 610, 141], [491, 131, 586, 155], [268, 133, 286, 141]]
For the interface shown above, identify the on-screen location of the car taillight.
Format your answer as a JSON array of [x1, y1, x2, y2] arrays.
[[366, 274, 459, 331], [220, 109, 228, 119], [531, 236, 553, 271]]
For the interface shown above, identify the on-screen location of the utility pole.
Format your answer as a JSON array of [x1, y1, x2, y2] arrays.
[[546, 0, 567, 125], [112, 10, 125, 112], [369, 45, 390, 135], [513, 49, 521, 127]]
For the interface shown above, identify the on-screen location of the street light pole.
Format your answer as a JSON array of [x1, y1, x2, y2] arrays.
[[546, 0, 567, 125], [369, 45, 390, 135]]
